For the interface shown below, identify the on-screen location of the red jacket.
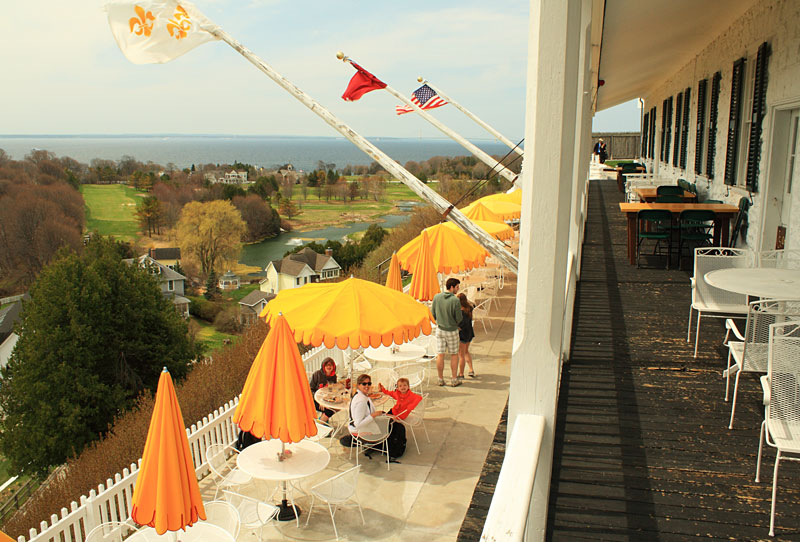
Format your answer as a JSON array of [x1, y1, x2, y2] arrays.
[[379, 384, 422, 420]]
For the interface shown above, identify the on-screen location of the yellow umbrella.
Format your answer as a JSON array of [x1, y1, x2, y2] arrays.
[[385, 252, 403, 292], [234, 313, 318, 443], [489, 189, 522, 205], [408, 230, 440, 302], [444, 219, 513, 242], [131, 369, 205, 535], [0, 530, 13, 542], [462, 201, 507, 223], [397, 223, 489, 275], [260, 277, 434, 349], [462, 196, 521, 221]]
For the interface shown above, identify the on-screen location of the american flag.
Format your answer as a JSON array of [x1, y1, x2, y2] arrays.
[[395, 84, 448, 115]]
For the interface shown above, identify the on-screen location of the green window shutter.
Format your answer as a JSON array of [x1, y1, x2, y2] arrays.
[[745, 41, 771, 192], [673, 92, 683, 167], [649, 106, 657, 159], [707, 72, 721, 179], [724, 57, 746, 186], [660, 99, 668, 161], [681, 87, 691, 169], [695, 79, 707, 174], [664, 96, 673, 164], [642, 112, 649, 157]]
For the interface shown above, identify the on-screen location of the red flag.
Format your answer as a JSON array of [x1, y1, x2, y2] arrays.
[[341, 62, 387, 101]]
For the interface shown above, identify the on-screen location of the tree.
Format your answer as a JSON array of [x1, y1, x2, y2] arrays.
[[176, 200, 246, 276], [278, 199, 300, 219], [135, 196, 163, 236], [232, 194, 281, 241], [0, 238, 195, 473]]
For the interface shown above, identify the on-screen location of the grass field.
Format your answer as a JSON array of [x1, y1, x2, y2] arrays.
[[80, 184, 145, 240], [191, 317, 237, 354]]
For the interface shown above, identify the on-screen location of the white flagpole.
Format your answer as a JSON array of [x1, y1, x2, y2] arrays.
[[201, 27, 518, 273], [420, 77, 524, 157]]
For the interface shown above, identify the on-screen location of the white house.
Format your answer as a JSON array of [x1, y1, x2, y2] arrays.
[[259, 247, 341, 294]]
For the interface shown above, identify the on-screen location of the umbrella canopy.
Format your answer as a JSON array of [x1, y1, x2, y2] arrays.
[[234, 313, 318, 443], [407, 230, 440, 302], [491, 189, 523, 205], [462, 196, 521, 221], [131, 369, 205, 535], [453, 219, 514, 241], [396, 223, 489, 275], [385, 252, 403, 292], [0, 530, 13, 542], [260, 277, 434, 349], [462, 201, 507, 224]]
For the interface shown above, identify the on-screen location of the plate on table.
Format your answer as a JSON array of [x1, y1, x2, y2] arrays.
[[369, 392, 382, 400]]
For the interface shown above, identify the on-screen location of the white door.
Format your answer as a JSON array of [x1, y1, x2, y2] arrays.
[[763, 108, 800, 250], [780, 110, 800, 234]]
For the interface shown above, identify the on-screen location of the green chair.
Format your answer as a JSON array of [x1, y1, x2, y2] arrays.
[[620, 163, 640, 174], [637, 209, 673, 269], [656, 194, 683, 203], [657, 185, 684, 196], [704, 199, 723, 204], [677, 179, 690, 191], [678, 209, 715, 269]]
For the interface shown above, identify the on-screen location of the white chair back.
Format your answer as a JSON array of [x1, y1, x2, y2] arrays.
[[204, 500, 241, 539], [206, 444, 230, 479], [394, 363, 426, 390], [368, 367, 398, 392], [741, 300, 800, 374], [85, 521, 136, 542], [767, 321, 800, 434], [693, 247, 752, 310], [312, 465, 360, 503], [758, 249, 800, 269]]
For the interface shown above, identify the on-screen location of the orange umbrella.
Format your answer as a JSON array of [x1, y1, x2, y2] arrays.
[[385, 252, 403, 292], [397, 223, 489, 275], [462, 200, 506, 223], [450, 219, 514, 241], [234, 313, 318, 443], [131, 369, 205, 535], [260, 277, 433, 349], [490, 189, 522, 205], [0, 530, 13, 542], [462, 196, 521, 221], [408, 230, 440, 302]]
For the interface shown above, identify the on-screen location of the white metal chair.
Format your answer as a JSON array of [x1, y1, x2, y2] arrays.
[[305, 466, 365, 541], [758, 249, 800, 270], [398, 394, 430, 454], [85, 521, 137, 542], [473, 298, 493, 333], [687, 247, 753, 358], [368, 367, 398, 392], [349, 415, 393, 471], [206, 444, 252, 499], [756, 321, 800, 537], [221, 490, 279, 542], [394, 363, 426, 392], [204, 500, 241, 539], [725, 299, 800, 429]]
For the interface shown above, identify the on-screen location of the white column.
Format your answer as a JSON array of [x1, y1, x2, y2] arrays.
[[510, 0, 586, 540]]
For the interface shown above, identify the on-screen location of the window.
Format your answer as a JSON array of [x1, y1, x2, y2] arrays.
[[167, 280, 174, 291], [745, 41, 771, 192], [695, 78, 708, 174], [296, 277, 301, 286], [673, 92, 683, 167], [724, 57, 746, 186], [707, 71, 722, 179], [680, 86, 691, 169]]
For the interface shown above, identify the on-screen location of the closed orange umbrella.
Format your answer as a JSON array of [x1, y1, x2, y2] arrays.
[[385, 252, 403, 292], [462, 196, 521, 221], [0, 530, 13, 542], [408, 230, 440, 302], [131, 369, 205, 535], [462, 201, 506, 223], [397, 223, 489, 275], [234, 313, 318, 443], [449, 219, 514, 241], [260, 277, 433, 349], [490, 189, 522, 205]]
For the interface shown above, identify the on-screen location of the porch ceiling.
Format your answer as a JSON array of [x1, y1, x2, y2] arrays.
[[595, 0, 758, 111]]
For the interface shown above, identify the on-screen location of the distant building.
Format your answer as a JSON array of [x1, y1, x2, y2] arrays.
[[124, 255, 190, 318], [0, 296, 28, 372], [259, 247, 341, 294], [204, 170, 248, 184], [148, 247, 181, 270], [238, 290, 275, 325], [218, 270, 240, 291]]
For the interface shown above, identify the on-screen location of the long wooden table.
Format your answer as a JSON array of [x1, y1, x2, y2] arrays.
[[618, 202, 740, 265], [633, 187, 695, 202], [604, 166, 646, 192]]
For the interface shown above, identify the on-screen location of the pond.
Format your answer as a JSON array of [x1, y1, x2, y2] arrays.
[[238, 213, 412, 273]]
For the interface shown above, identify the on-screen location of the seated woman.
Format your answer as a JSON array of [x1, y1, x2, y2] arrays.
[[309, 357, 337, 423], [348, 373, 386, 439]]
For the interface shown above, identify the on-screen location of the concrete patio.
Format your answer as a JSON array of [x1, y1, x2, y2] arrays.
[[199, 274, 517, 541]]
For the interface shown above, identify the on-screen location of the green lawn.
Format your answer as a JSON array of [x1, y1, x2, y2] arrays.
[[81, 184, 145, 240], [224, 282, 260, 303], [191, 317, 237, 354]]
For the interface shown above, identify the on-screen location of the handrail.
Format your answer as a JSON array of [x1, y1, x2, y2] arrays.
[[480, 414, 545, 541]]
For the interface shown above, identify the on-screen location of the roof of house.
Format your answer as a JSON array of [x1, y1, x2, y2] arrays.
[[125, 255, 186, 281], [239, 290, 276, 307], [220, 270, 239, 280], [0, 299, 25, 344], [270, 247, 339, 277], [149, 247, 181, 261]]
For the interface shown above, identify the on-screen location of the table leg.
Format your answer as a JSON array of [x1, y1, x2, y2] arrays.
[[719, 216, 731, 247], [627, 213, 636, 265], [277, 481, 300, 521]]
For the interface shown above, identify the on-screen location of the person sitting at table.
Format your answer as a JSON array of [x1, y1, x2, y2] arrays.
[[379, 377, 422, 420], [347, 374, 405, 461], [309, 357, 337, 423]]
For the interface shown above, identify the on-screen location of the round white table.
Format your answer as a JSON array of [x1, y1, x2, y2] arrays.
[[363, 343, 426, 365], [705, 268, 800, 299], [127, 523, 234, 541]]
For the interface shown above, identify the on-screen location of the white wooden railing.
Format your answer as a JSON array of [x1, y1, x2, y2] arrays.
[[14, 344, 344, 542]]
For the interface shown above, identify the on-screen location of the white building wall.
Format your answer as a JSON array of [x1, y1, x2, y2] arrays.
[[641, 0, 800, 250]]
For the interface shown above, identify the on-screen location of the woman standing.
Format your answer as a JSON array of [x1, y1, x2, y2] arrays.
[[457, 293, 476, 380]]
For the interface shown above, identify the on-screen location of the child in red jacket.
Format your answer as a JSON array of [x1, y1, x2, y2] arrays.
[[379, 377, 422, 420]]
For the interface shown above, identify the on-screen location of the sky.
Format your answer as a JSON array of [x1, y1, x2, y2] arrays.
[[1, 1, 639, 139]]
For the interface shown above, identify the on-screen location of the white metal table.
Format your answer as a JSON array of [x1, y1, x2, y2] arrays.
[[705, 268, 800, 299], [363, 343, 426, 365], [127, 523, 234, 541]]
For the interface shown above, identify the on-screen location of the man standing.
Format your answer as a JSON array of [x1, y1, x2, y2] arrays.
[[431, 278, 463, 387]]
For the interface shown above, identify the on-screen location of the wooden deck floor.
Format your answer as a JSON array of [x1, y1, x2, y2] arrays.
[[547, 179, 800, 541]]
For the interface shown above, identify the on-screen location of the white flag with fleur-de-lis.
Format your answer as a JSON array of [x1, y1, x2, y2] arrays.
[[106, 0, 219, 64]]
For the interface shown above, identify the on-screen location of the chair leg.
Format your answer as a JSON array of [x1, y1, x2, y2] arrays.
[[305, 495, 316, 526], [422, 421, 430, 443], [327, 502, 340, 541], [724, 351, 735, 401], [693, 313, 702, 358], [770, 451, 782, 537], [355, 497, 366, 525], [408, 424, 420, 454], [756, 421, 766, 483], [687, 306, 693, 343], [728, 371, 743, 429]]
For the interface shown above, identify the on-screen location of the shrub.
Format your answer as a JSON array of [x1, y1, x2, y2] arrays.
[[213, 306, 242, 334], [189, 297, 223, 322]]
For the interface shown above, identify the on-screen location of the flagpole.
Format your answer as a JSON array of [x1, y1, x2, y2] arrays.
[[337, 55, 519, 185], [420, 77, 524, 157], [202, 27, 518, 273]]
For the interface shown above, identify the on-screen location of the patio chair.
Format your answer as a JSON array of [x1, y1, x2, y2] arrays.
[[677, 210, 715, 268], [221, 490, 279, 542], [206, 444, 252, 499], [655, 194, 683, 203], [756, 320, 800, 536], [305, 466, 365, 541], [368, 367, 398, 392], [656, 184, 683, 196], [85, 521, 137, 542], [703, 199, 724, 204], [473, 298, 493, 333], [398, 394, 430, 454], [348, 416, 393, 470], [726, 299, 800, 429], [204, 500, 241, 539], [394, 363, 426, 392], [636, 209, 672, 269], [687, 247, 752, 358], [758, 249, 800, 270]]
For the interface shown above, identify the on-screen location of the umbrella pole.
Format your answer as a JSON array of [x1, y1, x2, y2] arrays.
[[276, 442, 301, 521]]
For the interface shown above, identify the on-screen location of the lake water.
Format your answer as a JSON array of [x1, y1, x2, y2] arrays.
[[239, 213, 411, 272], [0, 134, 516, 172]]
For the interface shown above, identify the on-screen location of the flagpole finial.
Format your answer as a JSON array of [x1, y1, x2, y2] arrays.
[[417, 76, 424, 83], [336, 51, 347, 61]]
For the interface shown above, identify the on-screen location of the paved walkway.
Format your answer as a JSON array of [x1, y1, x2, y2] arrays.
[[200, 275, 516, 541]]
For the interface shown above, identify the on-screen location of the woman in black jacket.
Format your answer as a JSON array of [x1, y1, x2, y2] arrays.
[[309, 357, 337, 423], [457, 294, 476, 379]]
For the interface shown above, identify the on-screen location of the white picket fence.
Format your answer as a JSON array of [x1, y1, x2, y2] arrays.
[[14, 344, 343, 542]]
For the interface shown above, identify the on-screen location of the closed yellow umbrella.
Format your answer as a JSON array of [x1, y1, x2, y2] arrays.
[[131, 369, 205, 535], [260, 277, 433, 349], [462, 201, 507, 224], [462, 196, 521, 221], [408, 230, 440, 302], [489, 189, 522, 205], [444, 219, 514, 242], [397, 223, 489, 275], [385, 252, 403, 292]]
